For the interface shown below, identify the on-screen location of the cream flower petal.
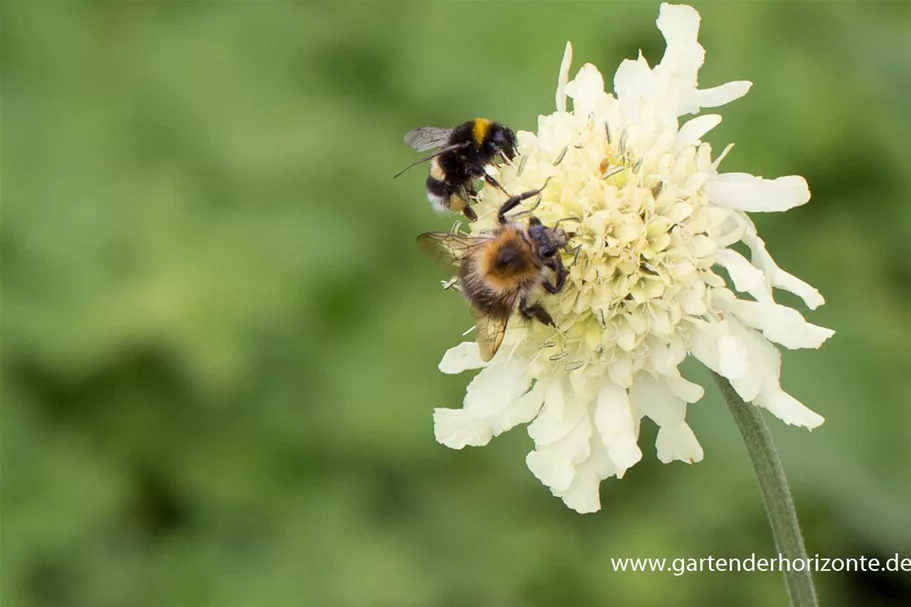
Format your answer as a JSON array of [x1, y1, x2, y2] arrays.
[[756, 389, 825, 429], [677, 114, 722, 147], [656, 422, 704, 464], [631, 375, 703, 464], [527, 403, 594, 492], [706, 173, 811, 212], [565, 64, 609, 115], [714, 248, 772, 303], [526, 448, 577, 494], [613, 54, 654, 118], [656, 3, 704, 89], [433, 358, 532, 448], [558, 436, 616, 513], [741, 218, 826, 309], [594, 380, 643, 474], [555, 41, 573, 113], [689, 320, 760, 402], [717, 296, 835, 350], [665, 376, 705, 403], [488, 380, 547, 435], [438, 341, 487, 374], [433, 409, 493, 449], [693, 81, 752, 108], [657, 3, 702, 46]]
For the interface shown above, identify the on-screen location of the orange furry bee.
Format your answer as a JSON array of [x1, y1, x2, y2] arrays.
[[417, 181, 571, 361]]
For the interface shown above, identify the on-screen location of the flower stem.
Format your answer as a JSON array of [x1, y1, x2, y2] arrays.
[[711, 372, 819, 607]]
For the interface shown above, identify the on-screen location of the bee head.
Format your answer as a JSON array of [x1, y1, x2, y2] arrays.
[[487, 124, 518, 161], [527, 217, 569, 260]]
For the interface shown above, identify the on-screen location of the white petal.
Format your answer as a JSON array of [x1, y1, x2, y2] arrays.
[[560, 477, 604, 514], [558, 441, 616, 514], [594, 380, 642, 474], [655, 422, 704, 464], [690, 319, 761, 402], [607, 355, 635, 388], [555, 41, 573, 113], [433, 408, 492, 449], [718, 331, 749, 379], [693, 81, 752, 108], [665, 376, 705, 403], [434, 358, 533, 449], [732, 319, 782, 400], [677, 114, 722, 148], [535, 411, 593, 468], [706, 173, 811, 212], [719, 298, 835, 349], [649, 338, 688, 377], [657, 3, 701, 46], [631, 374, 703, 464], [527, 379, 571, 445], [526, 408, 594, 495], [756, 389, 825, 429], [714, 247, 772, 303], [712, 142, 735, 169], [526, 449, 576, 494], [565, 63, 607, 114], [655, 3, 705, 116], [614, 54, 653, 115], [740, 219, 826, 309], [631, 374, 684, 426], [656, 3, 704, 84], [463, 358, 531, 413], [438, 341, 487, 374], [689, 320, 723, 373], [527, 379, 592, 456], [488, 380, 546, 435]]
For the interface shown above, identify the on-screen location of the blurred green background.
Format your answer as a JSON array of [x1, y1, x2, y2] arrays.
[[2, 2, 910, 606]]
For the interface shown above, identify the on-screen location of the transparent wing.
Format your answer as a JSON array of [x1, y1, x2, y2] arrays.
[[470, 305, 513, 362], [404, 127, 454, 152], [416, 232, 491, 268]]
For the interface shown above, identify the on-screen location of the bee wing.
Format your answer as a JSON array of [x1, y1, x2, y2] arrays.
[[470, 304, 513, 362], [416, 232, 490, 268], [404, 127, 454, 152]]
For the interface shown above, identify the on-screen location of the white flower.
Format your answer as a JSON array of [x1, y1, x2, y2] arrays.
[[432, 3, 834, 513]]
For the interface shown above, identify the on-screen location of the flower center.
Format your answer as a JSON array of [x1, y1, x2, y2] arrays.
[[470, 116, 721, 375]]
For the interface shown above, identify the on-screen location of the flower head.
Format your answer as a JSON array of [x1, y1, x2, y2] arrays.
[[432, 3, 834, 513]]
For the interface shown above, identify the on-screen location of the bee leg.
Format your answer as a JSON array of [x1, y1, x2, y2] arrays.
[[462, 205, 478, 222], [519, 296, 556, 327], [497, 179, 553, 224], [543, 258, 567, 294], [482, 173, 511, 197], [564, 244, 583, 268]]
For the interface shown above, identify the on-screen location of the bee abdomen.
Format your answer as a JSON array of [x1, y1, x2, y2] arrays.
[[426, 175, 452, 213], [426, 175, 467, 213]]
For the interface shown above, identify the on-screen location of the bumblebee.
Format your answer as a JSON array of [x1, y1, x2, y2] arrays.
[[395, 119, 518, 221], [417, 181, 571, 361]]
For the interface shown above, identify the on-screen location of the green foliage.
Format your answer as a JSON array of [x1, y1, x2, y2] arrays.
[[2, 2, 909, 606]]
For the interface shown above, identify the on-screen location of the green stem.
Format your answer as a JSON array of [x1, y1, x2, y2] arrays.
[[712, 372, 819, 607]]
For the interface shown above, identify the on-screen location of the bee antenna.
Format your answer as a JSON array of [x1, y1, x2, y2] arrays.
[[553, 216, 582, 230], [392, 141, 471, 179]]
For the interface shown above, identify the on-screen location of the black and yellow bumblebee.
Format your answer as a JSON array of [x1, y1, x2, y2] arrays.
[[394, 118, 518, 221], [417, 181, 571, 361]]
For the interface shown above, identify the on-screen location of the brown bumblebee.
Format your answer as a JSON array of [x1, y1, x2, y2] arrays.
[[394, 118, 518, 221], [417, 182, 571, 361]]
